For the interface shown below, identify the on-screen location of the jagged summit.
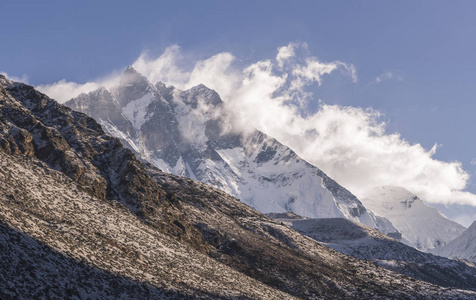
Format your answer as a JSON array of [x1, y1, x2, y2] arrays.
[[183, 83, 223, 108], [114, 66, 153, 108], [122, 65, 148, 81], [66, 67, 399, 236], [124, 65, 137, 73]]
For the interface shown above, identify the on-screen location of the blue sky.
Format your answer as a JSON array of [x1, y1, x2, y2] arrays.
[[2, 1, 476, 224]]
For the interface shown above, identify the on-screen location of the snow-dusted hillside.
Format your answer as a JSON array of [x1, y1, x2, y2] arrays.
[[270, 216, 476, 290], [431, 221, 476, 262], [66, 67, 398, 235], [361, 186, 466, 251]]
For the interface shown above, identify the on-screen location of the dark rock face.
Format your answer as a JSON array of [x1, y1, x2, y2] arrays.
[[0, 75, 207, 253], [67, 87, 136, 137], [114, 66, 151, 108], [138, 95, 183, 167]]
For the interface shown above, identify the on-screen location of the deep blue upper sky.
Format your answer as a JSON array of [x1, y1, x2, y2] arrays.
[[2, 1, 476, 201]]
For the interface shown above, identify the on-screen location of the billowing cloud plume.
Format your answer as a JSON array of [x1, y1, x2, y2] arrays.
[[36, 72, 122, 103], [37, 80, 102, 102], [33, 43, 476, 206]]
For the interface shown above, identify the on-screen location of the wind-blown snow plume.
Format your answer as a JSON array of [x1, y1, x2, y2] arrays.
[[35, 43, 476, 206], [36, 72, 121, 102], [0, 72, 29, 84], [37, 80, 102, 102]]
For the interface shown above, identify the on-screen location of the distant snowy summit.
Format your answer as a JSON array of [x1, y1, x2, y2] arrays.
[[430, 220, 476, 262], [361, 186, 466, 252], [66, 67, 398, 235]]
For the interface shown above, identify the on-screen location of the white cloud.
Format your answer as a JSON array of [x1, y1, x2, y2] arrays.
[[185, 52, 239, 98], [276, 43, 298, 68], [375, 70, 403, 83], [132, 45, 190, 88], [37, 80, 101, 102], [36, 71, 121, 103], [295, 105, 474, 206], [34, 43, 476, 207], [471, 159, 476, 165]]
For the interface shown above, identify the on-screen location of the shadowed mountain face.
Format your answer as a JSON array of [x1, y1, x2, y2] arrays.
[[270, 216, 476, 291], [2, 74, 476, 299], [66, 67, 399, 236]]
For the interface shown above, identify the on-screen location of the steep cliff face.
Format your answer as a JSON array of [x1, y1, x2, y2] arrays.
[[0, 74, 208, 253], [66, 68, 399, 236]]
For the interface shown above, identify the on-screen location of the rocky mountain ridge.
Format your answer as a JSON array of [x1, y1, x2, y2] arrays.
[[271, 215, 476, 290]]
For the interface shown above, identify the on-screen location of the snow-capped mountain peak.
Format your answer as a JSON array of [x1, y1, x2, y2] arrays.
[[65, 68, 399, 236], [361, 186, 466, 251], [114, 66, 155, 108]]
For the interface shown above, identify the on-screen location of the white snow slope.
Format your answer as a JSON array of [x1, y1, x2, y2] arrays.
[[361, 186, 466, 252], [430, 220, 476, 262]]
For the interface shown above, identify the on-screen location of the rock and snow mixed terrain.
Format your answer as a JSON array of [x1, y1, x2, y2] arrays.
[[2, 74, 476, 298], [431, 220, 476, 262], [66, 67, 398, 236], [361, 186, 466, 252], [270, 215, 476, 290]]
